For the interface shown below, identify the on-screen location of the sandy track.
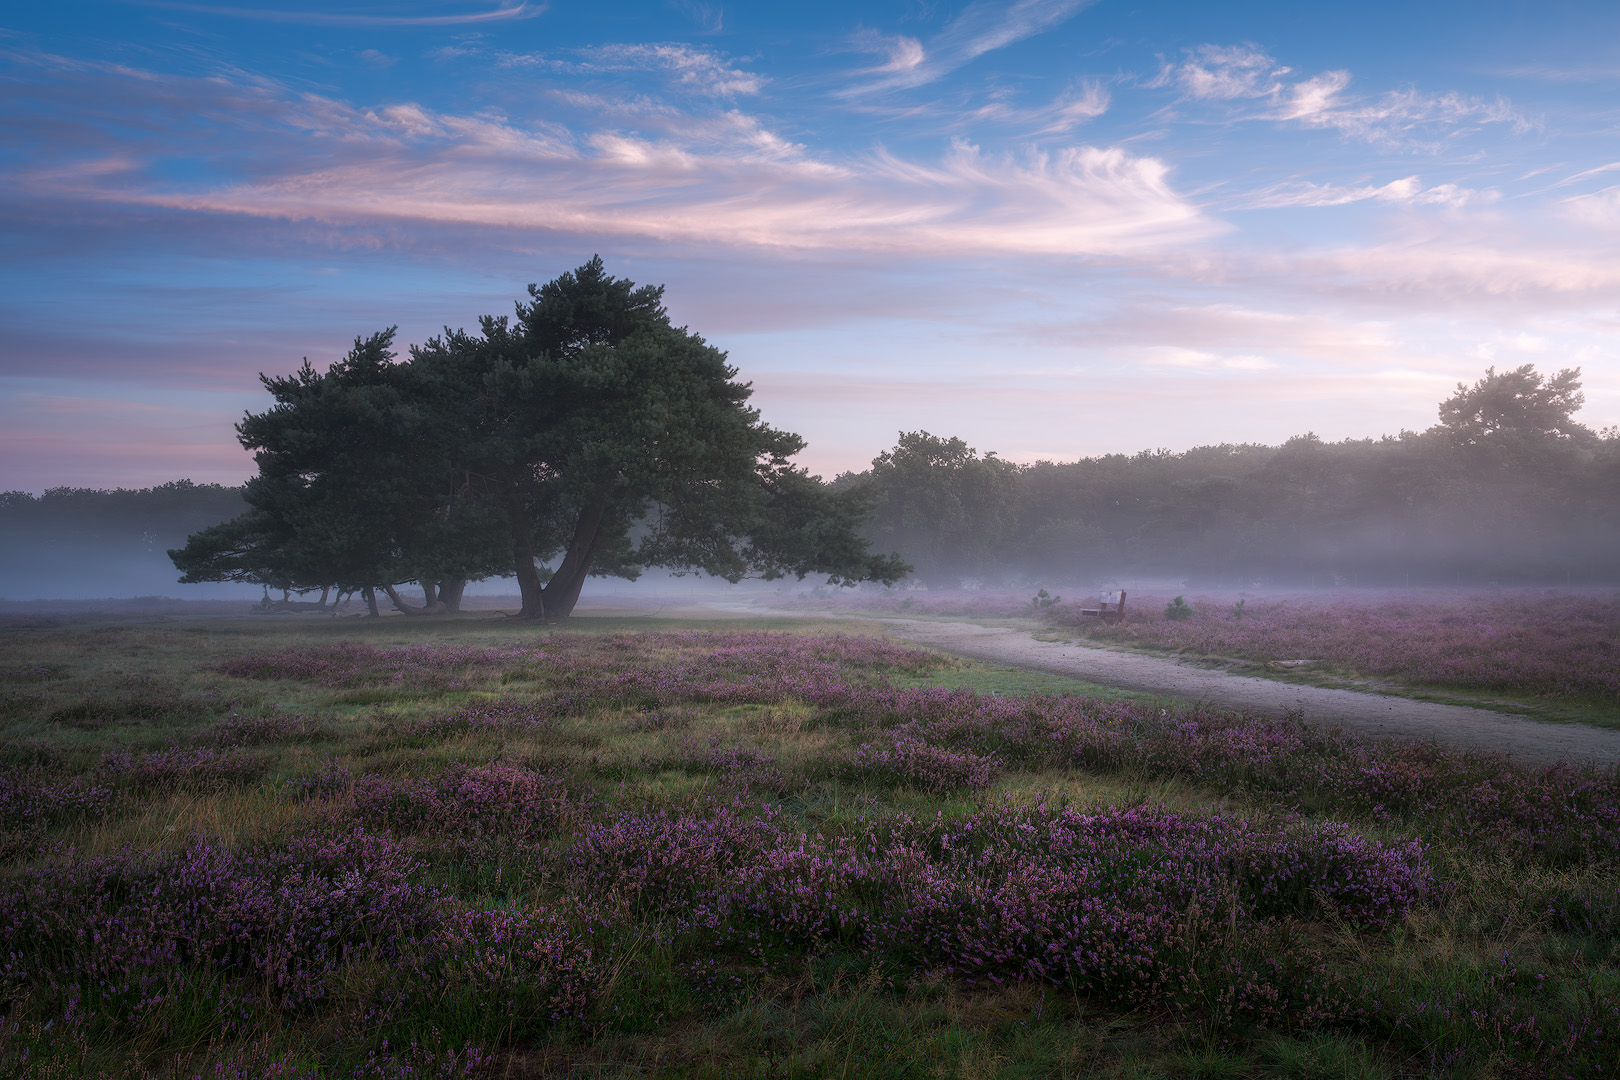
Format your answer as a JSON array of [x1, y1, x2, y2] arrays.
[[880, 619, 1620, 768]]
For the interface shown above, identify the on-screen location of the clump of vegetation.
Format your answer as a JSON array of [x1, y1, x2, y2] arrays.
[[1031, 587, 1061, 609], [1165, 595, 1195, 620], [2, 616, 1619, 1077]]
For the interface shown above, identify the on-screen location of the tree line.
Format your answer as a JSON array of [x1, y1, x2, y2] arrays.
[[838, 365, 1620, 586], [0, 483, 248, 600], [6, 300, 1613, 603]]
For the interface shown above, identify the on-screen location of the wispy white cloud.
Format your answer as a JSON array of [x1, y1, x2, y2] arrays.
[[4, 60, 1212, 260], [1562, 185, 1620, 229], [135, 1, 543, 28], [1243, 175, 1497, 210], [848, 0, 1098, 92], [1162, 43, 1290, 100], [1278, 76, 1526, 145], [1154, 43, 1528, 147], [505, 42, 763, 96], [1555, 161, 1620, 187], [848, 29, 927, 78], [966, 80, 1110, 134], [1258, 239, 1620, 304], [670, 0, 724, 34]]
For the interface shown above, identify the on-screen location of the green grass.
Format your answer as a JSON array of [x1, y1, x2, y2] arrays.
[[894, 662, 1178, 706]]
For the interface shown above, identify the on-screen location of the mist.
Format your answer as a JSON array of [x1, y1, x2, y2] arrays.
[[5, 361, 1616, 610]]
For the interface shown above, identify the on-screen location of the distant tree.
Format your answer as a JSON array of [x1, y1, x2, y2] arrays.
[[857, 432, 1021, 585], [1436, 364, 1592, 447], [1, 482, 248, 600]]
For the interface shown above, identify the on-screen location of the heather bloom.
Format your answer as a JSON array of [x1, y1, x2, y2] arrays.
[[0, 830, 434, 1015], [348, 761, 587, 839], [1064, 592, 1620, 699], [562, 799, 1431, 1010], [850, 737, 1001, 792], [101, 745, 268, 793], [407, 699, 558, 739], [10, 623, 1619, 1073], [194, 712, 327, 746]]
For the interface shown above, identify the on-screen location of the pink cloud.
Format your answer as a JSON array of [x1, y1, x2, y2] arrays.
[[29, 105, 1213, 259], [0, 394, 254, 491]]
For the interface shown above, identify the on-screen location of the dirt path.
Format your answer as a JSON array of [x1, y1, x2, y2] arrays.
[[880, 619, 1620, 767]]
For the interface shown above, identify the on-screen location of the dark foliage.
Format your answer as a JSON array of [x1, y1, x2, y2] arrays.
[[843, 365, 1619, 585], [171, 258, 907, 616]]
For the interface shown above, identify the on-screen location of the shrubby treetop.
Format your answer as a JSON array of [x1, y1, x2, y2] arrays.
[[171, 258, 907, 616]]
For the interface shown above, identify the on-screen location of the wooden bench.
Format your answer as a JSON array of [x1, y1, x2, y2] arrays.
[[1079, 589, 1127, 622]]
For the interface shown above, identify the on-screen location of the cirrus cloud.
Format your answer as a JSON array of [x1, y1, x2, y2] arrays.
[[0, 59, 1213, 260]]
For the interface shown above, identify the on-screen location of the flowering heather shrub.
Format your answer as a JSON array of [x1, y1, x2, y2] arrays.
[[564, 801, 1430, 1010], [0, 831, 434, 1017], [14, 624, 1620, 1073], [670, 735, 789, 791], [566, 802, 784, 909], [219, 642, 535, 688], [0, 769, 119, 827], [293, 758, 352, 802], [101, 746, 268, 793], [221, 632, 940, 699], [395, 903, 602, 1033], [802, 685, 1620, 863], [349, 762, 585, 839], [625, 704, 701, 732], [408, 699, 557, 740], [1063, 592, 1620, 699], [346, 1035, 497, 1080], [194, 712, 328, 747], [850, 738, 1000, 792], [0, 665, 56, 682]]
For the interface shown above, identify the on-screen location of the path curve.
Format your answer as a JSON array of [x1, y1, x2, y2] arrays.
[[880, 619, 1620, 768]]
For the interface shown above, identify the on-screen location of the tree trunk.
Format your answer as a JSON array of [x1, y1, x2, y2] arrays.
[[362, 586, 380, 618], [381, 583, 446, 615], [540, 499, 608, 619], [439, 579, 467, 612], [508, 498, 547, 619], [422, 581, 438, 607], [319, 585, 330, 606]]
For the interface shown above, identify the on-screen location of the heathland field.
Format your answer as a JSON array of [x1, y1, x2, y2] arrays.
[[3, 614, 1620, 1078]]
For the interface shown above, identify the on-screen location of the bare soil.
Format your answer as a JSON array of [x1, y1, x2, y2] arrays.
[[881, 618, 1620, 767]]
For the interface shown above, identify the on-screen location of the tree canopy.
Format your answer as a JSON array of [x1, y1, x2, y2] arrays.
[[1436, 364, 1593, 457], [844, 432, 1021, 586], [170, 258, 908, 616]]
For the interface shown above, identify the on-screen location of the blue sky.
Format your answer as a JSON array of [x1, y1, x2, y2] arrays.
[[2, 0, 1618, 491]]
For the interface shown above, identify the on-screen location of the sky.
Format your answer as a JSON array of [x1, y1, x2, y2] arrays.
[[2, 0, 1618, 492]]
